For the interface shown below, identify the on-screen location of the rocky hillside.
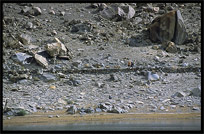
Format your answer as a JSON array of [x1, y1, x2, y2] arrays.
[[2, 3, 201, 118]]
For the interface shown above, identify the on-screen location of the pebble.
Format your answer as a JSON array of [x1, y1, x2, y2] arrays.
[[182, 63, 189, 67], [171, 91, 186, 98], [67, 105, 77, 114], [170, 105, 176, 109], [192, 107, 200, 111], [107, 106, 123, 114], [56, 115, 60, 118], [51, 30, 57, 35], [25, 22, 33, 29], [162, 99, 171, 103], [33, 7, 42, 16], [165, 41, 177, 53], [49, 85, 56, 89], [60, 11, 65, 16], [41, 73, 57, 82], [49, 10, 55, 15], [85, 107, 95, 113], [160, 106, 166, 110], [34, 54, 48, 68], [95, 108, 102, 113], [109, 74, 119, 82], [72, 60, 82, 67], [135, 101, 144, 104], [98, 103, 110, 110], [96, 82, 105, 88], [18, 34, 31, 45], [147, 71, 160, 81], [48, 115, 53, 118]]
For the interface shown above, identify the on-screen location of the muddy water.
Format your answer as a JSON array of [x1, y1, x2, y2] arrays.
[[4, 118, 201, 131], [3, 112, 201, 131]]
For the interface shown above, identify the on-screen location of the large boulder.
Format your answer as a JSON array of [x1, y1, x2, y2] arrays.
[[149, 10, 187, 45]]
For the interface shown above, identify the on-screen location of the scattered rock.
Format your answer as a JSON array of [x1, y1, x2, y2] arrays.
[[135, 101, 144, 104], [49, 9, 55, 15], [49, 85, 56, 90], [165, 41, 177, 53], [25, 22, 34, 29], [60, 11, 65, 16], [95, 108, 102, 113], [128, 34, 144, 47], [118, 5, 135, 20], [51, 30, 57, 35], [70, 22, 92, 34], [85, 107, 95, 113], [100, 4, 135, 21], [67, 105, 77, 114], [182, 63, 189, 67], [162, 99, 171, 103], [10, 74, 29, 83], [34, 54, 48, 68], [11, 52, 33, 65], [56, 115, 60, 118], [18, 34, 31, 45], [192, 107, 200, 111], [48, 115, 53, 118], [58, 98, 67, 105], [190, 87, 201, 97], [98, 103, 110, 110], [147, 71, 160, 81], [109, 74, 119, 82], [41, 73, 57, 82], [95, 82, 105, 88], [33, 7, 42, 16], [21, 6, 32, 14], [171, 91, 186, 98], [21, 6, 42, 16], [107, 106, 124, 114], [45, 42, 66, 57], [109, 95, 112, 99], [159, 106, 165, 111], [170, 105, 176, 109], [72, 60, 82, 68]]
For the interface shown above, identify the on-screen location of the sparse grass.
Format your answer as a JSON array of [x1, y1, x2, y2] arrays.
[[16, 110, 27, 116]]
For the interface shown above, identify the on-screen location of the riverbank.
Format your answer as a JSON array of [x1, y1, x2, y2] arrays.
[[3, 110, 201, 131]]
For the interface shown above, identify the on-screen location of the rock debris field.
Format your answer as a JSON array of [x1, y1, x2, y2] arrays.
[[2, 3, 201, 118]]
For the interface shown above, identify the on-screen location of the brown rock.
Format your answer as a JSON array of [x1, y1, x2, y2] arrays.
[[150, 10, 176, 43], [149, 10, 186, 45], [165, 41, 177, 53], [45, 42, 61, 57], [45, 38, 72, 59]]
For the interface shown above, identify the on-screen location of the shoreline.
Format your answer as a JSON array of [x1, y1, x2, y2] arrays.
[[3, 110, 201, 126]]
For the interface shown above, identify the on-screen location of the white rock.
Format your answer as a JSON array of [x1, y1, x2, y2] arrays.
[[19, 34, 31, 45], [34, 54, 48, 68], [171, 91, 186, 98], [147, 71, 160, 81], [33, 7, 42, 15]]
